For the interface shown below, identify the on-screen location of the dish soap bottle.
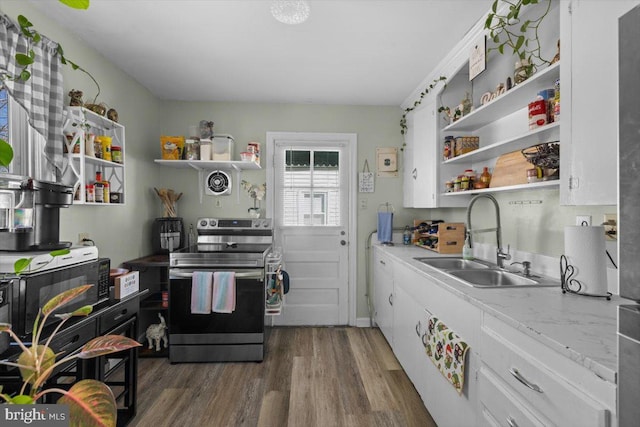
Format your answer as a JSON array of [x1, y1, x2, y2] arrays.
[[403, 226, 411, 245], [462, 232, 474, 260]]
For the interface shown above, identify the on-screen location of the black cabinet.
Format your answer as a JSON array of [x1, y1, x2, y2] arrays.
[[122, 255, 169, 358], [0, 292, 142, 427]]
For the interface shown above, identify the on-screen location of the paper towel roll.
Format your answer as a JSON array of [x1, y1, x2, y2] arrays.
[[564, 226, 607, 295]]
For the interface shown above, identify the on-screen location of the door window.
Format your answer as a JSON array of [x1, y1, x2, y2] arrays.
[[282, 149, 341, 226]]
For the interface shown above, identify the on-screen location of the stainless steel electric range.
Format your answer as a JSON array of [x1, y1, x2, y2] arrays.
[[168, 218, 273, 363]]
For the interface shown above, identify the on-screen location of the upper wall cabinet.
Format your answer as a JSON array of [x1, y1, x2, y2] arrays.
[[403, 0, 633, 207], [61, 107, 125, 205], [559, 0, 639, 206], [403, 99, 467, 208]]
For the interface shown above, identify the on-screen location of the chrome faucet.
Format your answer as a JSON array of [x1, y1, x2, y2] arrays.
[[466, 194, 511, 269]]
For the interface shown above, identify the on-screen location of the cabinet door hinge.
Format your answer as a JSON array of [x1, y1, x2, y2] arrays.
[[569, 176, 579, 190], [568, 1, 572, 15]]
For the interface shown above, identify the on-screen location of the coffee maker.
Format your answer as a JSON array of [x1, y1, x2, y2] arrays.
[[152, 217, 185, 254], [0, 174, 73, 251]]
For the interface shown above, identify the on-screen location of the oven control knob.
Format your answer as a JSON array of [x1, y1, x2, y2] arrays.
[[199, 219, 208, 227], [253, 221, 260, 228], [263, 221, 270, 228], [209, 220, 217, 227]]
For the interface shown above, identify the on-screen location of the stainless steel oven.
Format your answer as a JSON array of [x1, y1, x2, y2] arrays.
[[168, 218, 272, 363], [0, 247, 110, 338]]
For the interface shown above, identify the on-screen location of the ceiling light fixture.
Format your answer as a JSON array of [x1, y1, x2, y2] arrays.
[[270, 0, 310, 25]]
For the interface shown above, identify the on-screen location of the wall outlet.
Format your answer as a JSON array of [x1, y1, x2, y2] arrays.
[[575, 215, 591, 226], [359, 198, 367, 209], [215, 198, 222, 208], [78, 232, 90, 243]]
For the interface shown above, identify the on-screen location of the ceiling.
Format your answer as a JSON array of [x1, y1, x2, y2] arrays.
[[29, 0, 492, 106]]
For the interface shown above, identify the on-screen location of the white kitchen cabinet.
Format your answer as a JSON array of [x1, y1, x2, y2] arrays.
[[61, 106, 125, 205], [478, 367, 551, 427], [559, 0, 640, 205], [403, 100, 467, 208], [393, 261, 480, 427], [373, 246, 394, 344], [480, 313, 614, 427]]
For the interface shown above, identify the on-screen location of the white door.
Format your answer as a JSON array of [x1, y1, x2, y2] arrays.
[[267, 132, 356, 326]]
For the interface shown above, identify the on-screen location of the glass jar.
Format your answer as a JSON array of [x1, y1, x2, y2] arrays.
[[184, 139, 200, 160], [111, 145, 122, 163], [443, 136, 454, 160], [461, 176, 470, 191], [453, 177, 462, 192]]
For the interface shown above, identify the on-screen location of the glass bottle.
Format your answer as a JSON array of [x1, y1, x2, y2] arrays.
[[403, 226, 411, 245], [480, 167, 492, 187]]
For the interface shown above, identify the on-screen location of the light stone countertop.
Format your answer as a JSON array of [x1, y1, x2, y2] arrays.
[[375, 243, 636, 384]]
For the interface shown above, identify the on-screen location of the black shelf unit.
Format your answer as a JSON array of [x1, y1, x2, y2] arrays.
[[122, 255, 169, 358]]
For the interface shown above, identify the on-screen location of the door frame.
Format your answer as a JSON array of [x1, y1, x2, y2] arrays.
[[266, 131, 358, 326]]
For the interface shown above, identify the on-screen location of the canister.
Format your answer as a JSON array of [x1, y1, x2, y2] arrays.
[[96, 136, 112, 161]]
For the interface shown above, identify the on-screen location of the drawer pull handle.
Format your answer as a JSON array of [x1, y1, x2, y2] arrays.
[[507, 416, 519, 427], [379, 260, 386, 266], [509, 368, 543, 393], [415, 321, 421, 337], [388, 294, 393, 306]]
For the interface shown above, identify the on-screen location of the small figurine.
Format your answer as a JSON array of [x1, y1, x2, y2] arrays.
[[551, 39, 560, 64], [146, 313, 168, 352], [107, 108, 118, 122], [68, 89, 84, 106]]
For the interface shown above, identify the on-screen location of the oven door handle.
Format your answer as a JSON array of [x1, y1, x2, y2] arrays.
[[170, 269, 264, 279]]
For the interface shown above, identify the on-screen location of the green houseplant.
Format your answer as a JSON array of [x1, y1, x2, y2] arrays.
[[1, 0, 97, 167], [484, 0, 553, 78], [0, 250, 141, 426]]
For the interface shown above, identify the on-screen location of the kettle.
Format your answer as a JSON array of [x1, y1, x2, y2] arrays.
[[152, 217, 185, 254]]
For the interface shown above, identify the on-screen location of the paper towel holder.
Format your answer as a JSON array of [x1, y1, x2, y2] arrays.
[[560, 255, 612, 300]]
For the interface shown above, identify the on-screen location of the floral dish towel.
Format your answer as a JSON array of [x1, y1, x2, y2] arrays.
[[424, 315, 470, 395]]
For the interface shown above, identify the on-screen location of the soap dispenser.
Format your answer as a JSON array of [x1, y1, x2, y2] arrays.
[[462, 232, 473, 260]]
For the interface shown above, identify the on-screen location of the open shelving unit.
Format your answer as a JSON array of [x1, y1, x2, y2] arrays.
[[61, 106, 126, 205]]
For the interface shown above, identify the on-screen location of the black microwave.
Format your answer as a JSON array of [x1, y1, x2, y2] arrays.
[[9, 258, 110, 338]]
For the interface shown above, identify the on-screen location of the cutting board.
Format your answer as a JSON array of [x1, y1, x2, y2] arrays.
[[489, 150, 531, 188]]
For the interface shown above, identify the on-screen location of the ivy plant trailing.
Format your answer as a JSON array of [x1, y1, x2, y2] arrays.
[[0, 0, 93, 168], [400, 76, 447, 143], [484, 0, 553, 76]]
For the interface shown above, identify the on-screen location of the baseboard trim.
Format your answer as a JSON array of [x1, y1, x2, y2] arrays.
[[355, 317, 372, 327]]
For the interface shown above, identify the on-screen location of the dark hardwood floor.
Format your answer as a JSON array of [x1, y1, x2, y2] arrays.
[[130, 327, 436, 427]]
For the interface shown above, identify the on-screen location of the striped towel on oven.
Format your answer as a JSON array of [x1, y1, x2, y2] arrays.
[[212, 271, 236, 313], [190, 271, 213, 314]]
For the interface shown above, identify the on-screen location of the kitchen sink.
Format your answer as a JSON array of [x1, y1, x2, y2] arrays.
[[413, 257, 557, 288], [414, 257, 491, 270], [445, 269, 552, 288]]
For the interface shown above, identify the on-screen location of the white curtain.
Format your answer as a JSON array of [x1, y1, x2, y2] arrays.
[[0, 14, 65, 177]]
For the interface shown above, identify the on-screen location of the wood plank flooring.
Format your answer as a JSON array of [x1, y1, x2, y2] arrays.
[[130, 327, 436, 427]]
